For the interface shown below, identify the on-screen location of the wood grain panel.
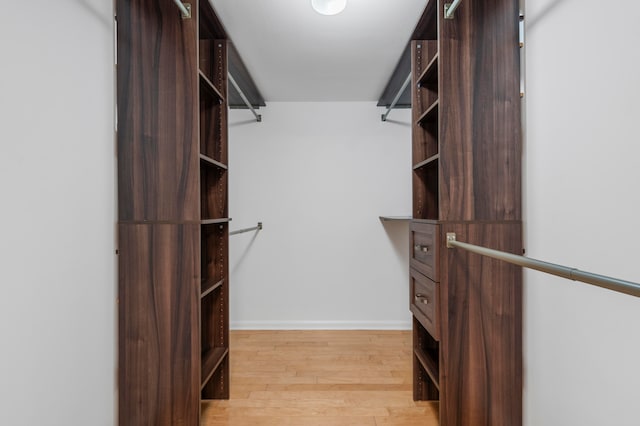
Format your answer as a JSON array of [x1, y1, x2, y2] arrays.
[[438, 0, 522, 221], [118, 224, 200, 426], [117, 0, 199, 222], [438, 222, 522, 426]]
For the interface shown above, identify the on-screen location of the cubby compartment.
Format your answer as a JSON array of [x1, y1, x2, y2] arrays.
[[200, 281, 229, 398], [412, 159, 439, 220], [201, 223, 228, 295], [199, 40, 227, 165], [201, 353, 229, 400], [200, 167, 228, 221], [413, 317, 439, 400]]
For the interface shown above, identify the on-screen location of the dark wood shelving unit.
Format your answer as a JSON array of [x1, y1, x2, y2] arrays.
[[117, 0, 231, 424], [198, 12, 230, 404], [407, 1, 523, 426]]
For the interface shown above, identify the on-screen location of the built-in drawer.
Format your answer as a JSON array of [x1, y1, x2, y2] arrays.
[[410, 268, 440, 341], [410, 221, 439, 282]]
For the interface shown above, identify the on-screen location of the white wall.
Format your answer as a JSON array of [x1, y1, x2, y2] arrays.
[[524, 1, 640, 425], [0, 1, 116, 425], [228, 102, 412, 329]]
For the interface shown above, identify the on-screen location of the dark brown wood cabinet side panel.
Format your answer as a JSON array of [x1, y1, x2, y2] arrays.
[[117, 0, 199, 222], [438, 222, 522, 426], [118, 224, 200, 426], [438, 0, 521, 221]]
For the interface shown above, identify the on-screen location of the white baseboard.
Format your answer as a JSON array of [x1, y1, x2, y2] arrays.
[[230, 320, 412, 330]]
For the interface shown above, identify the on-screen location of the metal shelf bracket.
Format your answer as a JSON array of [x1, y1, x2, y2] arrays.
[[173, 1, 192, 19], [444, 0, 462, 19]]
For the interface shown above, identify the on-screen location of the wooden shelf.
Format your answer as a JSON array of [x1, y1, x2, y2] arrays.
[[416, 99, 438, 126], [417, 53, 438, 88], [201, 278, 224, 299], [414, 347, 439, 391], [200, 153, 228, 170], [201, 218, 231, 225], [413, 154, 439, 170], [201, 347, 229, 389], [379, 216, 412, 221], [199, 70, 225, 103]]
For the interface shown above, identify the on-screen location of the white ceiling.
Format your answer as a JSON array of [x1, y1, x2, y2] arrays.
[[210, 0, 427, 102]]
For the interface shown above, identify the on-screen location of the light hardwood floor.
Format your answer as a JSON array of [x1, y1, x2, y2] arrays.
[[201, 330, 439, 426]]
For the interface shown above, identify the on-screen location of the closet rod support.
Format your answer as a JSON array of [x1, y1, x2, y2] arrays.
[[444, 0, 462, 19], [173, 1, 191, 19], [230, 222, 263, 236], [228, 73, 262, 122], [381, 73, 412, 122]]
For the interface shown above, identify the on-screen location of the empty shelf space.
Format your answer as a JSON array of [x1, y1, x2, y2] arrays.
[[201, 347, 229, 389], [200, 153, 228, 170], [201, 218, 231, 225], [201, 278, 224, 299], [414, 347, 439, 390], [417, 99, 438, 126], [413, 154, 439, 170], [417, 53, 438, 87], [199, 70, 224, 103]]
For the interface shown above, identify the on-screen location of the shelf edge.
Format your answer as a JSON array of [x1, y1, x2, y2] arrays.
[[414, 347, 440, 391], [201, 347, 229, 389], [199, 70, 225, 103], [199, 153, 228, 170]]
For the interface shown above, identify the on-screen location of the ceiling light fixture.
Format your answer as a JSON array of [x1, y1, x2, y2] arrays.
[[311, 0, 347, 16]]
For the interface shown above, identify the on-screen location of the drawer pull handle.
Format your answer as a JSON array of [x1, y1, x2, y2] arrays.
[[415, 293, 430, 305], [414, 244, 430, 253]]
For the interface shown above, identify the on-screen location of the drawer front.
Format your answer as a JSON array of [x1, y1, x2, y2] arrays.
[[410, 268, 440, 341], [410, 221, 439, 282]]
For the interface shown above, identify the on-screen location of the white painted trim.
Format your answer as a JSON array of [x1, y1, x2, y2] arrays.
[[230, 320, 412, 331]]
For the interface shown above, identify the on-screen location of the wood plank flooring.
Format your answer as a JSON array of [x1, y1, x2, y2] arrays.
[[201, 330, 439, 426]]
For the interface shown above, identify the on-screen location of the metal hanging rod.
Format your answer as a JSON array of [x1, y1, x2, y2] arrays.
[[230, 222, 263, 236], [381, 73, 412, 122], [172, 0, 191, 19], [444, 0, 463, 19], [445, 233, 640, 298], [228, 73, 262, 122]]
